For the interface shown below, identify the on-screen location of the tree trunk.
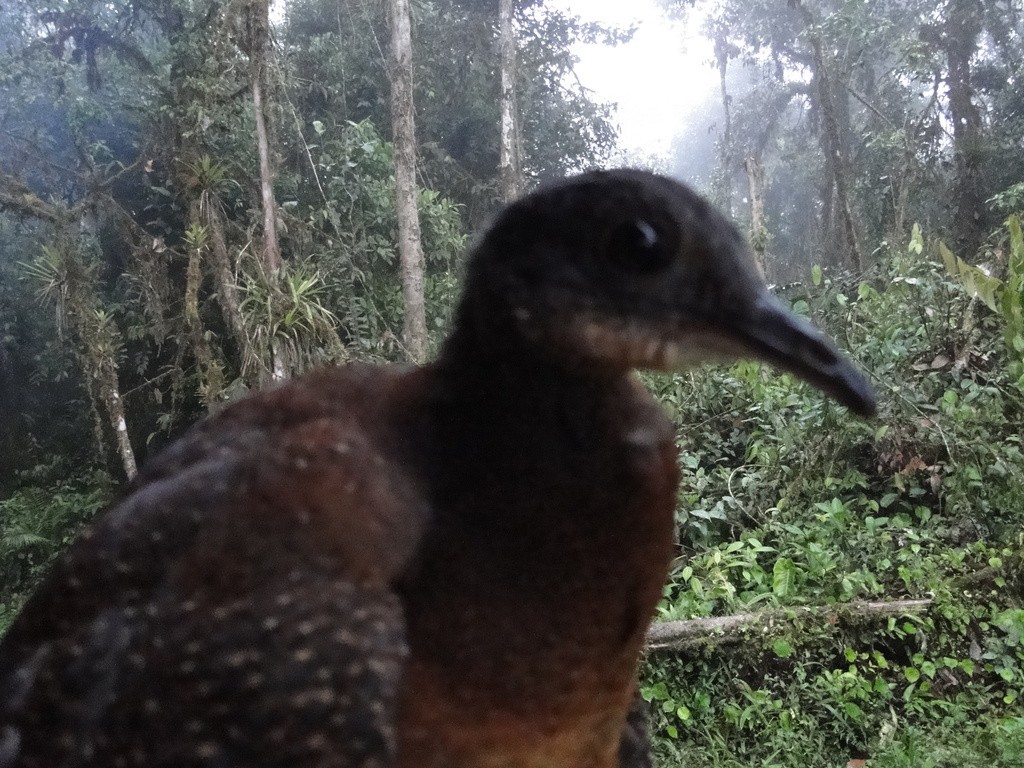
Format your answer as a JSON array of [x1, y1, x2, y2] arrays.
[[65, 220, 140, 479], [809, 36, 862, 271], [388, 0, 428, 362], [185, 203, 225, 404], [248, 11, 282, 276], [714, 31, 733, 218], [892, 155, 912, 242], [96, 358, 138, 480], [81, 373, 107, 466], [943, 0, 985, 259], [498, 0, 522, 203], [71, 258, 138, 479], [81, 310, 137, 480], [744, 153, 767, 279], [243, 0, 287, 382], [204, 202, 254, 376], [796, 1, 862, 271], [818, 177, 835, 265]]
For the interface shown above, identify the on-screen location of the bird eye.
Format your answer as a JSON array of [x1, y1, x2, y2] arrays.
[[604, 218, 674, 274]]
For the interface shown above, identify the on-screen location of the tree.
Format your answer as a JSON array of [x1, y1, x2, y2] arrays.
[[498, 0, 523, 202], [711, 23, 737, 218], [20, 220, 139, 480], [235, 0, 289, 379], [799, 1, 862, 271], [388, 0, 429, 361], [282, 0, 618, 225], [922, 0, 986, 259], [0, 0, 618, 485]]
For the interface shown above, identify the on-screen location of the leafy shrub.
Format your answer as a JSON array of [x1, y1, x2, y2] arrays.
[[0, 464, 112, 633], [643, 239, 1024, 765], [292, 119, 467, 358]]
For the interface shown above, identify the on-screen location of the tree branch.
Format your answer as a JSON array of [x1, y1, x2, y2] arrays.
[[645, 598, 933, 651]]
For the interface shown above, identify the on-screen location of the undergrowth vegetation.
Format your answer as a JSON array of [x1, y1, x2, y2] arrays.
[[640, 222, 1024, 766], [0, 463, 112, 630]]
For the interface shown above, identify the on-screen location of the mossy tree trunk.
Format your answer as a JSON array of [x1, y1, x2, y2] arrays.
[[744, 153, 768, 280]]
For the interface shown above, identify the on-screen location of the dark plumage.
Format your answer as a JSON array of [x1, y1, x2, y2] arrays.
[[0, 169, 874, 768]]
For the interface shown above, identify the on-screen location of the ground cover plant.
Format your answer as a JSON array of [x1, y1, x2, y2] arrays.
[[640, 218, 1024, 766]]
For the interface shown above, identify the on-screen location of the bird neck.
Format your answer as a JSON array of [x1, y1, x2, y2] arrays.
[[438, 297, 622, 406], [396, 306, 677, 768]]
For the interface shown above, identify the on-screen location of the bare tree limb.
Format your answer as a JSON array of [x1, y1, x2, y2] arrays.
[[645, 598, 933, 651]]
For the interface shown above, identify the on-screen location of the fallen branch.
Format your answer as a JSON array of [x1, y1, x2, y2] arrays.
[[645, 598, 933, 651]]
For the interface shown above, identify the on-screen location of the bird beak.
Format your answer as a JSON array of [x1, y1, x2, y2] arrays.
[[565, 297, 875, 417], [721, 293, 877, 417]]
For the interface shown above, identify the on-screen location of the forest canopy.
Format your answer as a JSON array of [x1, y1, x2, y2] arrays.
[[1, 0, 1023, 765]]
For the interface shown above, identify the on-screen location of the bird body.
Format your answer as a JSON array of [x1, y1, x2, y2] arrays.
[[0, 169, 875, 768], [1, 358, 672, 768], [395, 354, 677, 768]]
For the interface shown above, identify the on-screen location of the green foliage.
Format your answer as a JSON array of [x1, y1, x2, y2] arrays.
[[239, 255, 346, 377], [292, 119, 466, 358], [0, 465, 112, 633], [870, 717, 1024, 768], [934, 215, 1024, 388], [282, 0, 618, 222], [1001, 217, 1024, 385], [644, 238, 1024, 765]]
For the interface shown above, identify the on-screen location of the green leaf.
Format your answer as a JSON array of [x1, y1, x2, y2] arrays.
[[773, 639, 794, 658], [811, 264, 822, 286], [858, 282, 876, 300], [1008, 215, 1024, 276], [643, 681, 669, 701], [842, 702, 864, 722], [939, 241, 1002, 311], [909, 223, 924, 254], [773, 558, 797, 599], [905, 667, 920, 682]]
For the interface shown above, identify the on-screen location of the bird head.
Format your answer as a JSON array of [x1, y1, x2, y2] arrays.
[[458, 168, 876, 416]]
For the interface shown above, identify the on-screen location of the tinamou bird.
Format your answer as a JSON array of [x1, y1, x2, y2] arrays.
[[0, 169, 875, 768]]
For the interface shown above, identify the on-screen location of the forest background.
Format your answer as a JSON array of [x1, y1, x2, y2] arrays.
[[0, 0, 1023, 765]]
